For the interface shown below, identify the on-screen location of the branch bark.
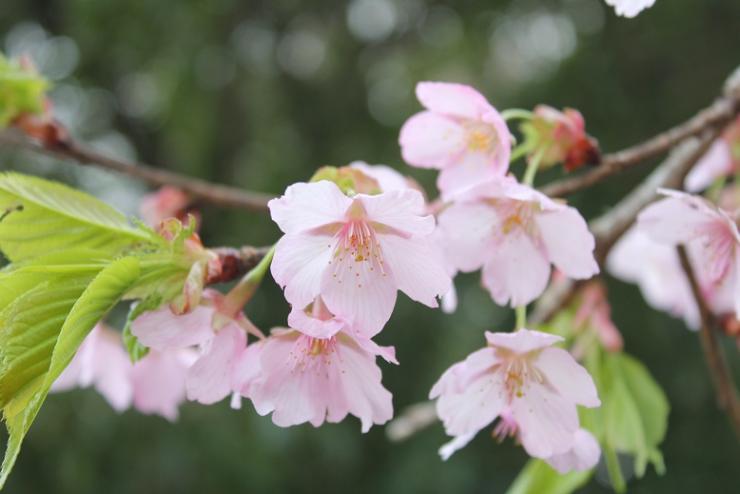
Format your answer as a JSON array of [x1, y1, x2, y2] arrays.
[[0, 130, 273, 211], [541, 66, 740, 198], [677, 246, 740, 440]]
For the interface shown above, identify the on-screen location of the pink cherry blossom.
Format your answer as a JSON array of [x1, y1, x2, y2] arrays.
[[238, 327, 397, 432], [527, 105, 599, 172], [685, 117, 740, 192], [637, 189, 740, 318], [605, 0, 656, 18], [545, 428, 601, 474], [437, 177, 598, 307], [52, 324, 133, 412], [269, 180, 451, 336], [348, 161, 415, 193], [572, 282, 623, 353], [131, 349, 198, 421], [131, 290, 249, 405], [139, 186, 191, 227], [399, 82, 512, 198], [430, 329, 600, 461]]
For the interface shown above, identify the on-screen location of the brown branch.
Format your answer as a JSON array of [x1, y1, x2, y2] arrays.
[[207, 245, 273, 284], [677, 246, 740, 440], [0, 130, 273, 212], [530, 128, 723, 325], [541, 66, 740, 198]]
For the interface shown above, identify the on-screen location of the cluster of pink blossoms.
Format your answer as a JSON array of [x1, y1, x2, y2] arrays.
[[400, 83, 602, 471]]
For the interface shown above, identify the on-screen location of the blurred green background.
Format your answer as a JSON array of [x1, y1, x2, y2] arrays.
[[1, 0, 740, 492]]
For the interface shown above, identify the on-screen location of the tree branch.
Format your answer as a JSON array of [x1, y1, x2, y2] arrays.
[[208, 245, 273, 284], [677, 246, 740, 440], [0, 130, 273, 211], [541, 66, 740, 198]]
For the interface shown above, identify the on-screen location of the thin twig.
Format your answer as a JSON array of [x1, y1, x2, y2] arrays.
[[677, 246, 740, 440], [208, 245, 273, 284], [0, 130, 273, 211], [541, 67, 740, 198]]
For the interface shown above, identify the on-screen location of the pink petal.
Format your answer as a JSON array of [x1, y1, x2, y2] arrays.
[[535, 347, 600, 407], [376, 233, 451, 308], [511, 381, 580, 458], [359, 189, 435, 236], [416, 82, 494, 119], [437, 152, 504, 200], [605, 0, 657, 18], [271, 232, 334, 308], [131, 304, 213, 351], [287, 305, 345, 339], [320, 242, 398, 337], [232, 339, 265, 398], [132, 349, 196, 421], [437, 201, 497, 272], [399, 111, 465, 169], [438, 432, 477, 460], [435, 367, 507, 437], [186, 324, 246, 405], [536, 207, 599, 279], [637, 194, 714, 246], [685, 140, 733, 192], [352, 335, 398, 365], [481, 230, 551, 307], [485, 329, 562, 354], [89, 327, 134, 412], [349, 162, 410, 192], [545, 428, 601, 474], [269, 181, 352, 234]]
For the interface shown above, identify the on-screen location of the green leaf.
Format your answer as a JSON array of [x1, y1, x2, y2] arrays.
[[0, 54, 49, 127], [0, 257, 140, 489], [121, 294, 163, 362], [0, 172, 157, 261], [506, 460, 592, 494]]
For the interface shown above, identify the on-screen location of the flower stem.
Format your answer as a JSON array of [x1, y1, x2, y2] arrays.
[[222, 245, 275, 315], [501, 108, 533, 122], [515, 305, 527, 330], [604, 445, 626, 493], [522, 147, 545, 187]]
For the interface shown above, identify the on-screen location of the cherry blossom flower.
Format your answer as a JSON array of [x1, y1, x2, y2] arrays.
[[430, 329, 600, 461], [685, 117, 740, 192], [437, 177, 598, 307], [139, 186, 191, 226], [572, 282, 623, 353], [348, 161, 415, 193], [131, 290, 249, 405], [52, 324, 133, 412], [605, 0, 656, 18], [131, 348, 198, 421], [545, 428, 601, 474], [522, 105, 600, 171], [399, 82, 512, 198], [269, 180, 451, 336], [637, 189, 740, 318]]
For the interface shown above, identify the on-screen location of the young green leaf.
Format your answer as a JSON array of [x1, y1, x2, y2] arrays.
[[0, 256, 140, 489], [0, 172, 158, 261], [506, 460, 592, 494]]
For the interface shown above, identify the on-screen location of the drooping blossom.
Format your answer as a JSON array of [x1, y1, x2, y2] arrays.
[[545, 428, 601, 474], [685, 117, 740, 192], [399, 82, 512, 198], [637, 189, 740, 318], [269, 180, 451, 336], [521, 105, 600, 171], [139, 186, 192, 226], [430, 329, 600, 462], [235, 300, 397, 432], [605, 0, 656, 18], [52, 324, 134, 412], [130, 348, 198, 421], [51, 324, 197, 421], [572, 282, 623, 354], [437, 177, 598, 307], [131, 289, 249, 405]]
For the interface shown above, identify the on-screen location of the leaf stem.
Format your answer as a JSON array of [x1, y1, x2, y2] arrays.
[[523, 148, 545, 187], [515, 305, 527, 330], [501, 109, 534, 122]]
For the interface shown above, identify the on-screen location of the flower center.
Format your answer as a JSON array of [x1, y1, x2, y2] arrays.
[[464, 121, 498, 153], [328, 219, 387, 287], [500, 356, 543, 401]]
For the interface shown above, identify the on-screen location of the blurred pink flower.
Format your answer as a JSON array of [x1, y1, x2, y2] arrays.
[[545, 428, 601, 474], [430, 329, 599, 461], [685, 117, 740, 192], [131, 290, 249, 405], [139, 186, 191, 227], [605, 0, 656, 18], [437, 177, 598, 307], [573, 283, 623, 353], [527, 105, 600, 171], [638, 189, 740, 318], [269, 180, 451, 336], [131, 348, 198, 421], [399, 82, 512, 198], [52, 324, 133, 412]]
